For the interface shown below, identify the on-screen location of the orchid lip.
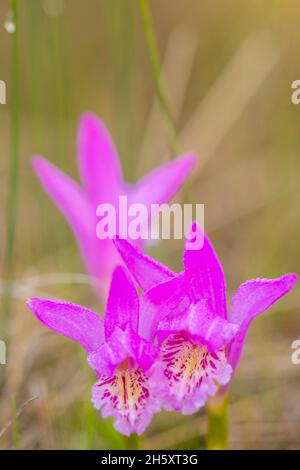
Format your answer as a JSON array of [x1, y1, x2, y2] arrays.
[[92, 358, 155, 436], [152, 332, 232, 414]]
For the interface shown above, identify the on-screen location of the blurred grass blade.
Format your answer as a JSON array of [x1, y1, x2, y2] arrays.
[[179, 33, 280, 182], [0, 397, 38, 446], [11, 395, 21, 450], [3, 0, 19, 325], [138, 26, 198, 175], [137, 0, 177, 153]]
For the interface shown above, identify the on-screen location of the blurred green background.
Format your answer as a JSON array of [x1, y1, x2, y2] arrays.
[[0, 0, 300, 449]]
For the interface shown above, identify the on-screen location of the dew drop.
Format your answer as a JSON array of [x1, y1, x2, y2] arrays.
[[4, 20, 15, 34], [4, 11, 15, 34]]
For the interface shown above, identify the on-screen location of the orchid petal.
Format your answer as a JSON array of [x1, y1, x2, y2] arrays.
[[139, 274, 189, 341], [152, 333, 232, 414], [228, 273, 298, 371], [27, 298, 104, 352], [32, 156, 120, 295], [92, 362, 160, 436], [77, 113, 123, 205], [158, 300, 238, 351], [104, 266, 139, 340], [113, 237, 175, 292], [32, 156, 94, 238], [184, 222, 227, 318], [33, 115, 198, 300], [88, 325, 159, 375]]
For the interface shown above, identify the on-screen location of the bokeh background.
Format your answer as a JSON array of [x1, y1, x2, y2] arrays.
[[0, 0, 300, 450]]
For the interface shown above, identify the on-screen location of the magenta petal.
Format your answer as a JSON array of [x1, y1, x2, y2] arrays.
[[184, 222, 227, 318], [104, 266, 139, 340], [158, 300, 238, 351], [113, 237, 175, 292], [32, 156, 101, 277], [228, 273, 298, 371], [32, 156, 94, 234], [88, 325, 159, 375], [88, 327, 135, 376], [27, 298, 104, 352], [92, 362, 160, 436], [151, 333, 232, 414], [130, 153, 196, 208], [33, 118, 197, 301], [77, 113, 123, 205], [139, 274, 189, 341], [136, 337, 159, 371]]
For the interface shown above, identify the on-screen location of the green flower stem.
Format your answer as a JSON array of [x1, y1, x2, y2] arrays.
[[3, 0, 19, 324], [137, 0, 177, 153], [207, 392, 229, 450], [123, 433, 141, 450]]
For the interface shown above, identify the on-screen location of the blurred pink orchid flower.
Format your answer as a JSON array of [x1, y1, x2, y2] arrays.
[[27, 266, 161, 436], [32, 113, 196, 297], [114, 223, 298, 413]]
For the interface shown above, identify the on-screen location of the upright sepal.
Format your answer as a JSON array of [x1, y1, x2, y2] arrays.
[[228, 273, 298, 371], [78, 113, 123, 205], [27, 298, 104, 352], [104, 266, 139, 339], [184, 222, 227, 318], [114, 237, 175, 292]]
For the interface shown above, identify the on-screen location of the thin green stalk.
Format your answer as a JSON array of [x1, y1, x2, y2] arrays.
[[123, 433, 141, 450], [207, 392, 229, 450], [112, 0, 136, 179], [3, 0, 19, 323], [11, 395, 21, 450], [137, 0, 177, 153]]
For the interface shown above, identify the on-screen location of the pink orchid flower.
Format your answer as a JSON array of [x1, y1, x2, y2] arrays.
[[113, 223, 298, 414], [32, 113, 196, 296], [27, 266, 161, 436]]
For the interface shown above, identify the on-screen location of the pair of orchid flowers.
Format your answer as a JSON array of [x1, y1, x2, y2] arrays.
[[27, 113, 298, 436]]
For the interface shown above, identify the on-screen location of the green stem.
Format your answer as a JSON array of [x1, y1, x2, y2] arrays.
[[207, 392, 229, 450], [123, 433, 141, 450], [137, 0, 177, 153], [3, 0, 19, 323], [11, 395, 21, 450]]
